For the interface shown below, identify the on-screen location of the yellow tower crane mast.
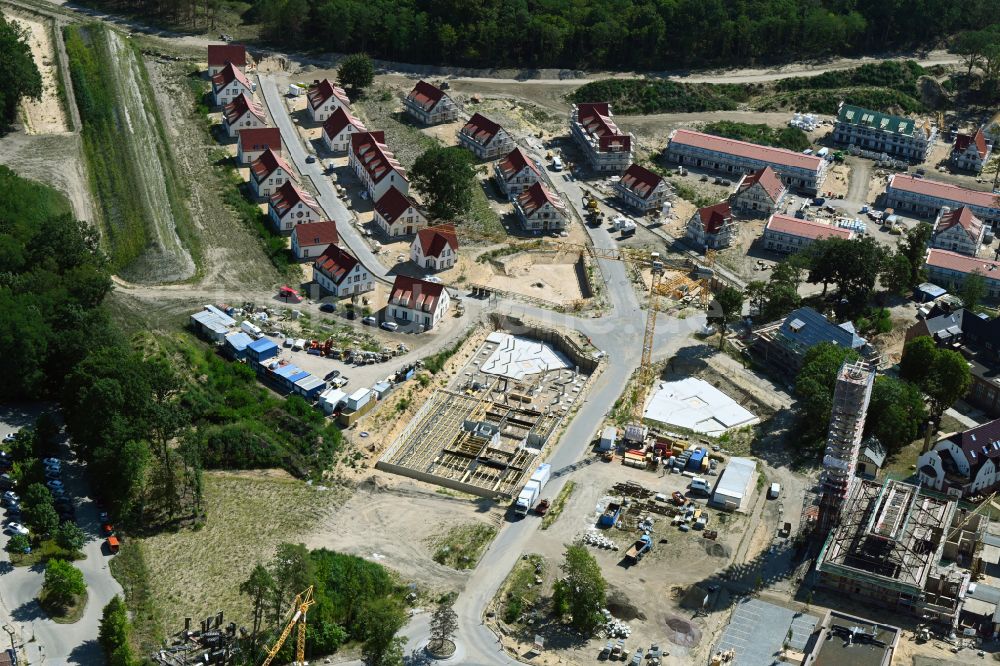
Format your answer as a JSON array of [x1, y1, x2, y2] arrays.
[[262, 586, 315, 666]]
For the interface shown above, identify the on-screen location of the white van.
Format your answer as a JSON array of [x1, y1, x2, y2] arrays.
[[690, 477, 710, 495], [240, 321, 263, 339], [768, 482, 781, 499], [552, 156, 563, 171]]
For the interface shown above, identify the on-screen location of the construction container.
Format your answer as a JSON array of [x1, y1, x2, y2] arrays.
[[687, 448, 706, 472], [623, 450, 646, 469], [346, 388, 372, 411], [599, 426, 617, 452]]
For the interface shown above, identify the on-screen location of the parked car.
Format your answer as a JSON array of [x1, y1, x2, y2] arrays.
[[380, 321, 399, 332], [305, 155, 316, 163], [319, 302, 337, 313], [3, 491, 19, 505], [44, 467, 61, 480], [324, 370, 341, 381], [98, 511, 110, 523], [345, 310, 357, 320], [46, 480, 64, 492], [2, 433, 17, 443], [424, 276, 443, 284], [362, 316, 377, 326], [4, 521, 28, 536]]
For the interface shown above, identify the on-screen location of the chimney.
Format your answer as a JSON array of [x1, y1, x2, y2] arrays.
[[921, 419, 937, 454]]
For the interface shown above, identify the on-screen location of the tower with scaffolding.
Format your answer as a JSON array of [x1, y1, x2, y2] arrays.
[[817, 360, 876, 535]]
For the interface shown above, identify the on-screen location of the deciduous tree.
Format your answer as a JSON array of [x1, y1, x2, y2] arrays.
[[707, 286, 744, 349], [359, 597, 407, 666], [56, 522, 87, 552], [551, 545, 606, 634], [959, 271, 987, 311], [338, 53, 374, 93], [865, 377, 927, 453], [429, 599, 458, 651], [0, 15, 42, 132], [42, 559, 86, 609], [410, 145, 478, 220]]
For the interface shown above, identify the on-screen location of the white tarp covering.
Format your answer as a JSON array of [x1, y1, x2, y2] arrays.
[[481, 332, 571, 380], [642, 378, 759, 436]]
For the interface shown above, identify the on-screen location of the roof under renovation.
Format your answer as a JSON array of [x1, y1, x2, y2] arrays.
[[642, 377, 758, 436]]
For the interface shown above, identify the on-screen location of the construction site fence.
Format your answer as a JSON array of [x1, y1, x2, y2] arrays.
[[488, 313, 600, 375]]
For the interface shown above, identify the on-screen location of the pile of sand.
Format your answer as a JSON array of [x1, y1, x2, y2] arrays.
[[664, 615, 702, 648]]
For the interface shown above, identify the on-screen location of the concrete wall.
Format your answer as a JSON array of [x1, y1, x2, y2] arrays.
[[488, 313, 599, 375], [374, 460, 502, 499]]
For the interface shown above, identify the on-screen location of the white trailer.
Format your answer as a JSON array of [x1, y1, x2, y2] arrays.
[[514, 463, 552, 515]]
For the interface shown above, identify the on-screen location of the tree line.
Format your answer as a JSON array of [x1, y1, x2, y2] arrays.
[[0, 15, 42, 133], [77, 0, 1000, 71]]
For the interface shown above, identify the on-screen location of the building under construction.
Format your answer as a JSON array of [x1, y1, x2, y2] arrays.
[[816, 478, 988, 631], [818, 360, 876, 535]]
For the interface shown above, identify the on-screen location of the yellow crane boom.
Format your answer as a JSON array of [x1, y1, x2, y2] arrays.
[[262, 586, 315, 666]]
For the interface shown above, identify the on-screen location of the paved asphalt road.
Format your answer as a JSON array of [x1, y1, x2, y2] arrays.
[[258, 77, 391, 284]]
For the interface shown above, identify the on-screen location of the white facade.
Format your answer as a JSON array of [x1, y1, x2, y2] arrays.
[[314, 261, 373, 298], [389, 289, 450, 330]]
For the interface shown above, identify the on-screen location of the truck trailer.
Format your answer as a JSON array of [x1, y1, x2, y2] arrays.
[[513, 463, 551, 516], [625, 534, 652, 563]]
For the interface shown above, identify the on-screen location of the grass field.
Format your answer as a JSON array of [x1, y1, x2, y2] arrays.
[[429, 523, 497, 569], [499, 554, 546, 624], [64, 23, 198, 282], [133, 472, 343, 638]]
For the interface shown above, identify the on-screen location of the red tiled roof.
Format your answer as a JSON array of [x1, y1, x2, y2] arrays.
[[670, 129, 824, 171], [322, 106, 366, 140], [888, 174, 999, 209], [736, 166, 786, 201], [406, 80, 446, 112], [270, 180, 318, 218], [314, 245, 359, 285], [497, 148, 541, 182], [351, 131, 406, 185], [576, 103, 631, 152], [765, 213, 853, 241], [461, 113, 504, 147], [307, 79, 350, 111], [238, 128, 281, 153], [293, 221, 339, 248], [697, 202, 733, 234], [416, 224, 458, 258], [516, 182, 565, 217], [207, 44, 247, 68], [619, 163, 663, 200], [953, 127, 988, 159], [935, 206, 984, 241], [224, 93, 266, 126], [374, 186, 420, 225], [925, 248, 1000, 276], [212, 62, 253, 93], [251, 148, 295, 184], [390, 275, 445, 313]]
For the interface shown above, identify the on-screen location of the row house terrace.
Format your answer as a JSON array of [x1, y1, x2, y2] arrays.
[[665, 129, 827, 195], [570, 102, 633, 174], [762, 213, 854, 254], [350, 131, 408, 202], [884, 174, 1000, 229]]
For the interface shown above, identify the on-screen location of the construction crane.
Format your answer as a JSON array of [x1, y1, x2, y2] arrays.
[[261, 586, 315, 666]]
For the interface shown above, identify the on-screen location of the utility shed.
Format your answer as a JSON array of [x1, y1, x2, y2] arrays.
[[319, 388, 348, 414], [190, 305, 236, 342], [711, 457, 756, 512]]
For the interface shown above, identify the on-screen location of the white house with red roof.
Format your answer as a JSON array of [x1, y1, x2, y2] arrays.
[[665, 129, 828, 195], [373, 186, 426, 237], [686, 202, 736, 249], [494, 147, 543, 198], [403, 81, 459, 125], [269, 180, 322, 233], [291, 221, 339, 261], [207, 44, 247, 76], [313, 245, 373, 297], [321, 107, 367, 153], [615, 163, 668, 213], [513, 182, 568, 231], [388, 275, 451, 330], [212, 63, 255, 107], [924, 249, 1000, 298], [411, 224, 458, 271], [458, 113, 514, 161], [223, 93, 267, 138], [730, 166, 787, 217], [951, 127, 991, 173], [306, 79, 350, 123], [349, 131, 408, 201], [237, 128, 281, 165], [884, 174, 1000, 227], [931, 206, 986, 256], [762, 213, 854, 254], [250, 148, 296, 199], [570, 103, 633, 173]]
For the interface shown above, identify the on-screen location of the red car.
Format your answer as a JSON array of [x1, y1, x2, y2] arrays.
[[671, 491, 686, 506]]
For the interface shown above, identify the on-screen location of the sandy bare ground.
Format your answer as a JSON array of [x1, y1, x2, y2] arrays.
[[0, 130, 93, 221], [3, 9, 70, 134], [485, 256, 587, 304], [305, 475, 496, 595]]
